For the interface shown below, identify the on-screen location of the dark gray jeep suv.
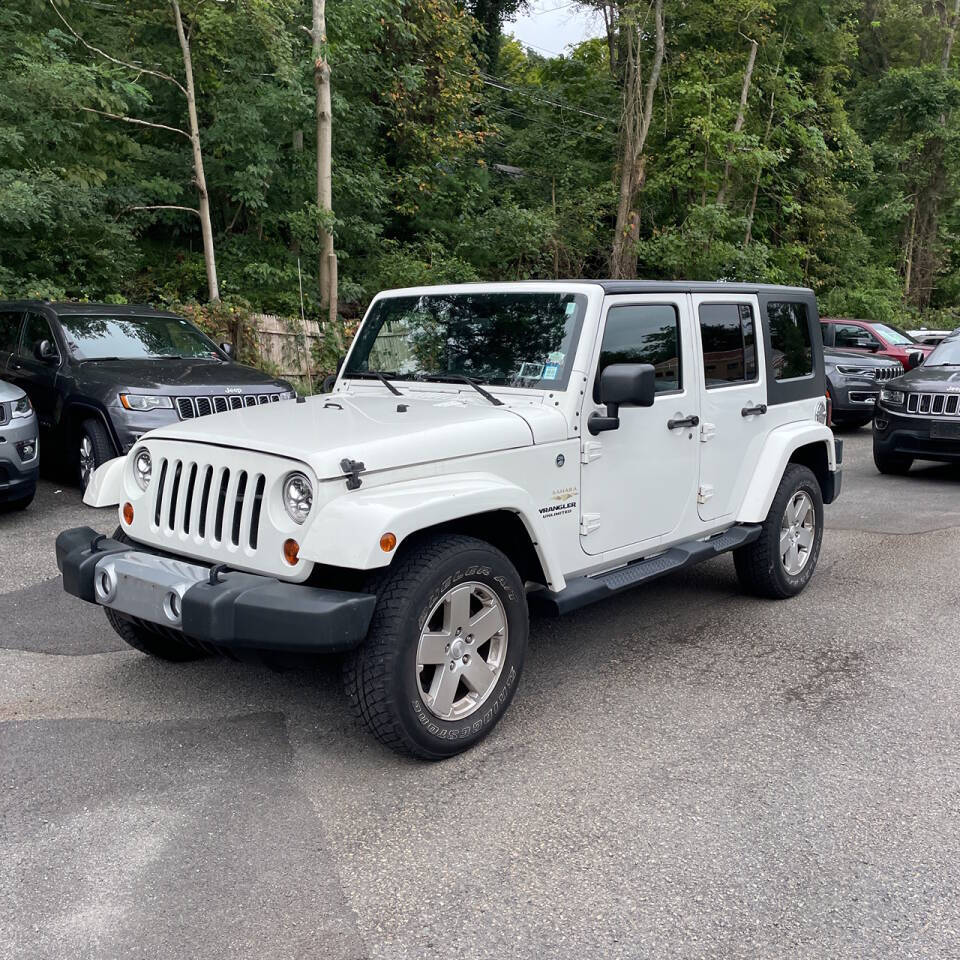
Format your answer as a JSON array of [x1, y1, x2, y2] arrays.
[[0, 302, 294, 489]]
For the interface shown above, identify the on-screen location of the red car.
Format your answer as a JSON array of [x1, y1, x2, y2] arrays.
[[820, 317, 933, 370]]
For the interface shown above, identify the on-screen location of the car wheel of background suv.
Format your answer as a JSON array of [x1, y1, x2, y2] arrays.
[[78, 418, 115, 491]]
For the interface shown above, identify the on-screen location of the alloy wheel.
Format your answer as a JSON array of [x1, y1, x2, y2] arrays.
[[415, 581, 509, 721], [780, 490, 815, 575]]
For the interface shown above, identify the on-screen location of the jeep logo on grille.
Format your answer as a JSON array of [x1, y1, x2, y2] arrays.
[[224, 387, 243, 394]]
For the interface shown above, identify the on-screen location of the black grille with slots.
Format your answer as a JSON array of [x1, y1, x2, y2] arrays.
[[174, 392, 285, 420], [153, 457, 265, 549]]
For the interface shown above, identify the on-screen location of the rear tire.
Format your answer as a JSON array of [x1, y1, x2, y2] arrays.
[[343, 534, 528, 759], [734, 464, 824, 599], [78, 418, 115, 491], [873, 444, 913, 475], [0, 489, 34, 512]]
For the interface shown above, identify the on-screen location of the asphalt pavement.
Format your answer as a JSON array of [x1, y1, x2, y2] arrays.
[[1, 429, 959, 959]]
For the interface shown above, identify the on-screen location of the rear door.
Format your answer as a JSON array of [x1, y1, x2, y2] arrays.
[[693, 294, 767, 522], [0, 308, 25, 373]]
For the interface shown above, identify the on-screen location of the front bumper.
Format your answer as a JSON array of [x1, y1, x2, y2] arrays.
[[56, 526, 376, 654], [0, 420, 39, 502], [873, 406, 960, 463], [831, 378, 880, 415]]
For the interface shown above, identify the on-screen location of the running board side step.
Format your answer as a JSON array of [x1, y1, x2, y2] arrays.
[[528, 523, 762, 617]]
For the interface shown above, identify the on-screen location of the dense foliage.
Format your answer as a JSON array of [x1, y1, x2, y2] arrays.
[[2, 0, 959, 332]]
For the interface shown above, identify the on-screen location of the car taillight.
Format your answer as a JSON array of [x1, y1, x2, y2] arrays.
[[825, 388, 833, 427]]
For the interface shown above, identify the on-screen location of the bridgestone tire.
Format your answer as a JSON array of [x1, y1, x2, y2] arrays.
[[104, 527, 207, 662], [78, 418, 115, 491], [733, 464, 824, 600], [873, 443, 913, 475], [343, 534, 528, 760]]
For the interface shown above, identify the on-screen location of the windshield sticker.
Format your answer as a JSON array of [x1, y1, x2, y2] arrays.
[[542, 363, 559, 380], [547, 351, 565, 364], [565, 302, 577, 317], [519, 362, 544, 380]]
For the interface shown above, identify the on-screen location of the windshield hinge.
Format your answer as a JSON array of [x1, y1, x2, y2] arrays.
[[697, 484, 714, 504], [340, 458, 365, 491], [581, 441, 603, 464]]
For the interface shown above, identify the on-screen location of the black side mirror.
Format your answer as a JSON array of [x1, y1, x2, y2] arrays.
[[589, 363, 656, 435], [219, 342, 234, 358], [906, 350, 924, 369], [34, 339, 58, 363]]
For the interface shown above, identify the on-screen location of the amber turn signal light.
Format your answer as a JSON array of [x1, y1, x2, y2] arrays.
[[379, 532, 397, 552], [283, 538, 300, 565], [122, 502, 134, 525]]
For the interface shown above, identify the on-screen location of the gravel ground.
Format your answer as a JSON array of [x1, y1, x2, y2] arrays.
[[1, 429, 958, 960]]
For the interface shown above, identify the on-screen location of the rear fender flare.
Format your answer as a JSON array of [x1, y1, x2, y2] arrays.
[[736, 423, 836, 523]]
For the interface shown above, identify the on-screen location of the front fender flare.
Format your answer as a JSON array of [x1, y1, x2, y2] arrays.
[[300, 472, 566, 591], [83, 456, 125, 507], [736, 423, 837, 523]]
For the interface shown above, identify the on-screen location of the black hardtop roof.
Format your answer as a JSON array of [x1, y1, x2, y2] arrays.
[[0, 300, 184, 318]]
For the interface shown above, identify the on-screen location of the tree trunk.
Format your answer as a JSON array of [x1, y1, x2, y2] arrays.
[[610, 0, 664, 279], [717, 39, 757, 207], [312, 0, 337, 326], [172, 0, 219, 303]]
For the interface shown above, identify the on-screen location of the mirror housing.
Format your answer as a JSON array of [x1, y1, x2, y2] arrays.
[[219, 342, 234, 358], [588, 363, 657, 435], [34, 339, 58, 363], [906, 349, 924, 369]]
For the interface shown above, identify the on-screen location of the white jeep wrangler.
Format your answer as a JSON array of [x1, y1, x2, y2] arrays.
[[57, 281, 841, 758]]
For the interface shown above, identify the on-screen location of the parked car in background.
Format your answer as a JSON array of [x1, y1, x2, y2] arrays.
[[873, 329, 960, 473], [907, 327, 952, 346], [0, 302, 295, 490], [0, 379, 39, 511], [820, 317, 933, 371], [824, 347, 903, 428]]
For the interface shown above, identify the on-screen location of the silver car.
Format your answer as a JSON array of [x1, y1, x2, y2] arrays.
[[0, 379, 39, 511]]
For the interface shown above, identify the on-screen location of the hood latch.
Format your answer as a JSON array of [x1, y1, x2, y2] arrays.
[[340, 458, 365, 491]]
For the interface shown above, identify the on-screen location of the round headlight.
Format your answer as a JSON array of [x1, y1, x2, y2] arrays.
[[283, 472, 313, 524], [133, 448, 152, 490]]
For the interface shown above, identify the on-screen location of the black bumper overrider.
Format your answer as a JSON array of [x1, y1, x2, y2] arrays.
[[56, 527, 376, 654]]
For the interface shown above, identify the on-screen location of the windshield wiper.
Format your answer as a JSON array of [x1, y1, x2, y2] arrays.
[[420, 373, 503, 406], [345, 369, 403, 396]]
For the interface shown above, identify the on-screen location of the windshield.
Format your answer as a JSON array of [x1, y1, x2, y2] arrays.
[[60, 314, 222, 361], [925, 337, 960, 366], [345, 292, 587, 390], [871, 322, 916, 346]]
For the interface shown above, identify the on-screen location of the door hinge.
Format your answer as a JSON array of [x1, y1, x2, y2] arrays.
[[699, 421, 717, 442], [697, 484, 714, 504], [580, 513, 601, 535], [580, 441, 603, 464]]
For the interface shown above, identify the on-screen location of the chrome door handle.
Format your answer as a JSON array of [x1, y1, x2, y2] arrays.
[[667, 415, 699, 430], [741, 403, 767, 417]]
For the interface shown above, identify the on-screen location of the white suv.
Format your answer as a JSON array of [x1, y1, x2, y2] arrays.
[[57, 282, 841, 758]]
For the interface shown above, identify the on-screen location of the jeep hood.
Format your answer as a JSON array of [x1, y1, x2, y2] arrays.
[[147, 393, 566, 479]]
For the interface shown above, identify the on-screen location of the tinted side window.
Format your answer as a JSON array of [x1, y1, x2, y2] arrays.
[[0, 310, 24, 353], [595, 304, 681, 400], [834, 323, 878, 349], [19, 313, 55, 358], [698, 303, 757, 387], [768, 301, 813, 380]]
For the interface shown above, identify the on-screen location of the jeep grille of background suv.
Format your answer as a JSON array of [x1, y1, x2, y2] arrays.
[[175, 393, 281, 420], [905, 392, 960, 416]]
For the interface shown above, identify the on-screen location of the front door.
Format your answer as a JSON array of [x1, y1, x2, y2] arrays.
[[579, 296, 700, 556], [693, 294, 768, 522], [11, 311, 61, 430]]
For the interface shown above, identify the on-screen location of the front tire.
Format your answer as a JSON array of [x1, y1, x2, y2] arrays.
[[734, 464, 824, 599], [78, 418, 115, 491], [873, 443, 913, 475], [343, 534, 528, 759], [104, 607, 207, 662]]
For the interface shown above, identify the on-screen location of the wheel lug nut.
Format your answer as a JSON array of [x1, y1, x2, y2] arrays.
[[466, 635, 473, 643], [462, 654, 471, 665], [449, 662, 456, 671], [444, 643, 450, 653]]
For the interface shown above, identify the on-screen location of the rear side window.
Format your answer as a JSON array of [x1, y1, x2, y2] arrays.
[[768, 302, 813, 380], [0, 310, 23, 353], [595, 304, 681, 400], [698, 303, 757, 386]]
